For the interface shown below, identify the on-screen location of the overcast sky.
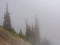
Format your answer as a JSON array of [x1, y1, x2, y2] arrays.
[[1, 0, 60, 45]]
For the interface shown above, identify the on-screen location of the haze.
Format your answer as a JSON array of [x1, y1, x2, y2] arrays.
[[0, 0, 60, 45]]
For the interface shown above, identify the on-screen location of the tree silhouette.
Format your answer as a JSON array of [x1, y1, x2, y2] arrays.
[[25, 20, 31, 40], [3, 2, 11, 31], [19, 28, 23, 38]]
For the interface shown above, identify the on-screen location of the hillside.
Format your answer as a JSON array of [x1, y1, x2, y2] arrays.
[[0, 26, 31, 45]]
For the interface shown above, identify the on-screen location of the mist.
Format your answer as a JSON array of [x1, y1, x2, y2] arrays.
[[0, 0, 60, 45]]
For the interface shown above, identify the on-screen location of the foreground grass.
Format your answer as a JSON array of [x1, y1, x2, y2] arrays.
[[0, 26, 32, 45]]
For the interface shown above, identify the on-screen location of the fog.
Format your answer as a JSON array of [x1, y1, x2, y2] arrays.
[[0, 0, 60, 45]]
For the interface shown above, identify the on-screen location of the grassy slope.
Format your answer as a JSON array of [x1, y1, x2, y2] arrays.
[[0, 26, 32, 45]]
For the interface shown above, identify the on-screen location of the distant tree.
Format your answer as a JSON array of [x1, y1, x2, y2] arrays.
[[11, 28, 16, 34], [33, 16, 40, 45], [25, 20, 31, 40], [3, 2, 11, 31], [19, 28, 23, 38]]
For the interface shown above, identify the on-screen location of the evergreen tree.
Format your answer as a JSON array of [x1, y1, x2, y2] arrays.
[[19, 28, 26, 39], [3, 2, 11, 31], [34, 16, 40, 38], [33, 16, 40, 45], [25, 20, 31, 40], [19, 28, 23, 38]]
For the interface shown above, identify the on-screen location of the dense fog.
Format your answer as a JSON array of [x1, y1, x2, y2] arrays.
[[0, 0, 60, 45]]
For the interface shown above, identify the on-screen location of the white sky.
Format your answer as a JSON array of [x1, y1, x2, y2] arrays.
[[0, 0, 60, 45]]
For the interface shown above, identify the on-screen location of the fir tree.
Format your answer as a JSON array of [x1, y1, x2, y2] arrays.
[[3, 2, 11, 31], [25, 20, 31, 40], [19, 28, 23, 38]]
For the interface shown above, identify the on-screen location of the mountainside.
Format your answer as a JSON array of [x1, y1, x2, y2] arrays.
[[0, 26, 31, 45]]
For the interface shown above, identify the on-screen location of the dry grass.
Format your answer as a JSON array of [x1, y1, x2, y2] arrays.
[[0, 26, 32, 45]]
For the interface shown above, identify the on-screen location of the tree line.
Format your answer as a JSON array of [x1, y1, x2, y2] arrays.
[[2, 3, 51, 45]]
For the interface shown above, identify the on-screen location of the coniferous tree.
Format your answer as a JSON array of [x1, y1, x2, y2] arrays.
[[19, 28, 23, 38], [3, 2, 11, 31], [34, 16, 40, 45], [25, 20, 31, 40]]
